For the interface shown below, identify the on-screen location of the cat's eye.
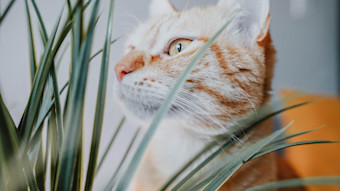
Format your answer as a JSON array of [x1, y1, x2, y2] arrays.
[[168, 39, 192, 56]]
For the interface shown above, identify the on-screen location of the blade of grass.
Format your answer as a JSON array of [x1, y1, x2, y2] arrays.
[[0, 0, 16, 25], [105, 128, 141, 191], [0, 94, 19, 140], [50, 64, 63, 142], [29, 1, 92, 148], [0, 97, 39, 190], [116, 10, 240, 191], [89, 38, 119, 61], [0, 94, 27, 190], [214, 101, 313, 142], [31, 0, 48, 41], [22, 154, 40, 191], [66, 0, 72, 16], [27, 125, 46, 191], [269, 125, 324, 145], [71, 122, 84, 191], [184, 168, 224, 191], [164, 101, 311, 190], [31, 0, 64, 143], [34, 140, 45, 191], [201, 122, 293, 191], [55, 0, 100, 189], [84, 0, 116, 189], [168, 141, 233, 191], [65, 2, 83, 118], [0, 140, 8, 191], [24, 0, 37, 84], [17, 8, 66, 190], [18, 8, 63, 152], [48, 109, 59, 190], [245, 177, 340, 191], [56, 42, 70, 70], [84, 0, 93, 9], [251, 140, 339, 160], [29, 82, 68, 149], [96, 117, 125, 173]]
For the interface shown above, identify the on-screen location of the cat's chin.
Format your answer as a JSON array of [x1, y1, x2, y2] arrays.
[[118, 93, 184, 123], [121, 95, 159, 120]]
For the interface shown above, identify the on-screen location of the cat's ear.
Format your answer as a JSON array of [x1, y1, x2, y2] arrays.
[[149, 0, 177, 17], [218, 0, 271, 45]]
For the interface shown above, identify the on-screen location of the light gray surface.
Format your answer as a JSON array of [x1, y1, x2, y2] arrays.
[[0, 0, 338, 189], [271, 0, 338, 96]]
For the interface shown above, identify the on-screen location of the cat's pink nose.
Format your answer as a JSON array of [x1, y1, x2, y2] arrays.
[[115, 63, 132, 82], [115, 51, 145, 82]]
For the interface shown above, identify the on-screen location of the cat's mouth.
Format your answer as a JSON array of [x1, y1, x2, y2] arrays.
[[119, 90, 182, 120], [121, 94, 159, 118]]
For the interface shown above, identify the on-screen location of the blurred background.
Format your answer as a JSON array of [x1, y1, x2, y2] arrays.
[[0, 0, 339, 189]]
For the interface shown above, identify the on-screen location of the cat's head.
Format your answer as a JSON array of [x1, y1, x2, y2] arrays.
[[114, 0, 276, 132]]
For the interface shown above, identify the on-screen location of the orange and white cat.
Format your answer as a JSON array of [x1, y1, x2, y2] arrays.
[[114, 0, 296, 190]]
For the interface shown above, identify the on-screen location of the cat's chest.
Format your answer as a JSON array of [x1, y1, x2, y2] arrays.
[[146, 122, 213, 182]]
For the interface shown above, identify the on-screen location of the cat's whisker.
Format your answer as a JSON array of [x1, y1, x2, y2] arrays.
[[173, 95, 231, 133], [151, 87, 224, 131], [119, 23, 137, 32], [179, 89, 237, 124], [182, 0, 193, 11], [120, 13, 142, 25], [238, 88, 257, 113]]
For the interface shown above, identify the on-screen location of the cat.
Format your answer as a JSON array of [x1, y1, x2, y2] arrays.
[[114, 0, 302, 190]]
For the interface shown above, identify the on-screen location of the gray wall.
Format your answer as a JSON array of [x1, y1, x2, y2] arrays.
[[271, 0, 338, 96], [0, 0, 338, 189]]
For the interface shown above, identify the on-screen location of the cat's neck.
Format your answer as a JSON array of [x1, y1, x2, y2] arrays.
[[132, 119, 275, 190], [131, 121, 214, 190]]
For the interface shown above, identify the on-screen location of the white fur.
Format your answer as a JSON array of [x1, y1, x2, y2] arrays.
[[218, 0, 270, 44], [149, 0, 176, 17]]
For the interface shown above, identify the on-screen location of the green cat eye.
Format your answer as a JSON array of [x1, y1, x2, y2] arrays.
[[168, 39, 192, 56]]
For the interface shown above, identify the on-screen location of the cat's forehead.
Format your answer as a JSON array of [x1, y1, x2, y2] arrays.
[[125, 6, 230, 55]]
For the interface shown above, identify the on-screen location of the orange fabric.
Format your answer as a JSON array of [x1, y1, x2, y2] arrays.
[[280, 92, 340, 191], [276, 155, 306, 191]]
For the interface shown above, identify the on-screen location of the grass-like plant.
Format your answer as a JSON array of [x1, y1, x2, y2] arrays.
[[0, 0, 339, 190]]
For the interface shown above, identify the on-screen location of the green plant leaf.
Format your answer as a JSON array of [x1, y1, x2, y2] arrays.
[[214, 100, 312, 142], [31, 0, 48, 42], [165, 101, 312, 190], [168, 141, 233, 191], [105, 128, 141, 191], [50, 64, 64, 138], [35, 140, 46, 191], [200, 122, 293, 191], [116, 10, 240, 191], [18, 8, 63, 152], [71, 123, 84, 191], [24, 0, 37, 84], [0, 94, 27, 190], [0, 0, 16, 25], [55, 0, 100, 189], [31, 0, 64, 146], [48, 109, 59, 190], [245, 177, 340, 191], [85, 0, 116, 190], [251, 140, 339, 161], [269, 125, 324, 145], [56, 42, 70, 70], [89, 38, 119, 61], [96, 117, 125, 173], [27, 82, 68, 152]]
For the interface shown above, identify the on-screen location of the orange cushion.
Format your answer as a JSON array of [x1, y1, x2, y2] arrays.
[[280, 92, 340, 191]]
